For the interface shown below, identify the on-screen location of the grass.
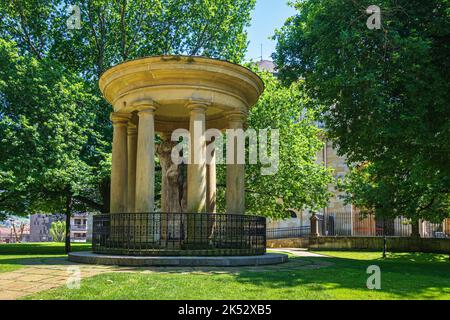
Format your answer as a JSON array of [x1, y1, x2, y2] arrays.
[[22, 250, 450, 300], [0, 242, 91, 273], [1, 243, 448, 300]]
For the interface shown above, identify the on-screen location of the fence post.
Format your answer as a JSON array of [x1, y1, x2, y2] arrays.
[[310, 213, 319, 238]]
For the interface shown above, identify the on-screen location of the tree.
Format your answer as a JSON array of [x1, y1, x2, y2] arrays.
[[0, 38, 100, 251], [273, 0, 450, 225], [11, 220, 26, 243], [49, 220, 66, 242], [0, 0, 256, 216], [215, 70, 333, 218]]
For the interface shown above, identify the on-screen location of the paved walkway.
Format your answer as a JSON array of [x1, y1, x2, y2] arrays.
[[0, 249, 329, 300], [269, 248, 326, 257]]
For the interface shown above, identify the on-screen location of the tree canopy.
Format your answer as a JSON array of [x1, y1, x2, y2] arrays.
[[0, 0, 255, 77], [273, 0, 450, 221], [0, 38, 101, 215], [49, 220, 66, 242], [244, 71, 332, 218], [212, 70, 332, 219]]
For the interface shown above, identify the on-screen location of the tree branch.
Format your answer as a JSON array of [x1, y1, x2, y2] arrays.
[[14, 4, 43, 59], [119, 0, 128, 60], [74, 195, 104, 212]]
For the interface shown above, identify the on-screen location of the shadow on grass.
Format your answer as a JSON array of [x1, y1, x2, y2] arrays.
[[233, 253, 450, 299]]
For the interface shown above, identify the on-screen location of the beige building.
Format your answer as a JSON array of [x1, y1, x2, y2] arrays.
[[316, 139, 352, 214]]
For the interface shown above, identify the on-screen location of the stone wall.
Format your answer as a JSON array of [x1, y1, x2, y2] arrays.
[[320, 141, 352, 213], [266, 237, 310, 248], [267, 236, 450, 254], [267, 216, 310, 229]]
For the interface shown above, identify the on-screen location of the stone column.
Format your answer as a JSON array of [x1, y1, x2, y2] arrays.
[[110, 113, 130, 213], [186, 103, 207, 213], [127, 124, 138, 213], [135, 106, 156, 213], [206, 144, 216, 240], [226, 112, 246, 214], [185, 102, 208, 248], [206, 145, 216, 213]]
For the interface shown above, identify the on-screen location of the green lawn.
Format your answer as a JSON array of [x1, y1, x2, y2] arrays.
[[21, 250, 450, 300], [0, 242, 91, 273]]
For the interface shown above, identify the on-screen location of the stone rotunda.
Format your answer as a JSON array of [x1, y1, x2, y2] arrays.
[[69, 56, 288, 266]]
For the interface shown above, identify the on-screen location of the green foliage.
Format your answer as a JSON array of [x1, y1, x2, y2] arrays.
[[216, 71, 333, 218], [49, 220, 66, 242], [273, 0, 450, 221], [0, 0, 255, 76], [0, 38, 102, 215]]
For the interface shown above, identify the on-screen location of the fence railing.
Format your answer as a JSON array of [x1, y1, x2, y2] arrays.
[[266, 226, 310, 239], [92, 212, 266, 256], [266, 212, 449, 239], [316, 212, 449, 238]]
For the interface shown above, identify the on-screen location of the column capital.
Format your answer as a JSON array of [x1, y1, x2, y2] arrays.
[[131, 99, 159, 114], [186, 99, 210, 113], [226, 111, 247, 124], [110, 112, 132, 126], [137, 107, 157, 118]]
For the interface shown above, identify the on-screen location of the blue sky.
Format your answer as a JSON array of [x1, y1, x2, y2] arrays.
[[244, 0, 297, 62]]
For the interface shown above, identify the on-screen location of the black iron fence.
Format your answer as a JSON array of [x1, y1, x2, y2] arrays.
[[266, 212, 449, 239], [92, 212, 266, 256], [317, 212, 449, 238], [266, 226, 310, 239]]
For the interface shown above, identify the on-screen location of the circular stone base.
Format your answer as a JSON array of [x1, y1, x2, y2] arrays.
[[68, 252, 288, 267]]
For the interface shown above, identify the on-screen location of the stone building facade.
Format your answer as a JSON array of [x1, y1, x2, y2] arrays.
[[30, 213, 92, 242], [315, 139, 352, 214], [30, 214, 65, 242]]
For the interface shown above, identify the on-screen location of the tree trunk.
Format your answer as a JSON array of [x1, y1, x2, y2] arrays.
[[99, 177, 110, 213], [157, 136, 187, 242], [65, 194, 73, 254], [12, 224, 20, 243], [156, 136, 186, 213], [411, 219, 421, 238]]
